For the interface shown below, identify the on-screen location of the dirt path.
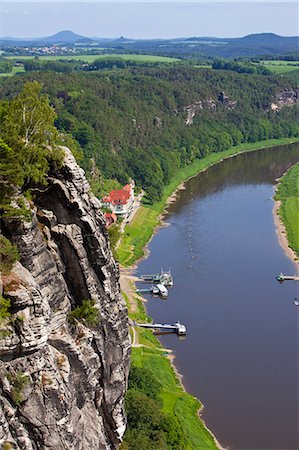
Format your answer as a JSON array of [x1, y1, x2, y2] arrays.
[[120, 267, 142, 314]]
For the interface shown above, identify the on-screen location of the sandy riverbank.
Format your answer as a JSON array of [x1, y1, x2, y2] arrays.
[[273, 196, 299, 272]]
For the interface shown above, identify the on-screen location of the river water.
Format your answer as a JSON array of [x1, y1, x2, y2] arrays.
[[136, 144, 299, 450]]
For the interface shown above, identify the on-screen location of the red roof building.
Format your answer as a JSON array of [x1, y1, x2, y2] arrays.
[[102, 182, 134, 215], [104, 212, 117, 228]]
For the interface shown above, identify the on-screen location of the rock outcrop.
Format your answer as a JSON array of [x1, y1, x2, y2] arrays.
[[270, 88, 299, 112], [183, 92, 236, 125], [0, 147, 130, 449]]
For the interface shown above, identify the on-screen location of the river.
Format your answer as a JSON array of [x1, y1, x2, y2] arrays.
[[136, 143, 299, 450]]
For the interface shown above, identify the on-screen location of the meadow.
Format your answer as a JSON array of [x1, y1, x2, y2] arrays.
[[0, 65, 25, 77], [260, 59, 299, 74], [4, 53, 180, 63]]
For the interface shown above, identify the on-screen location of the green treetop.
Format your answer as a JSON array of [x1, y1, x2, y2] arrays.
[[1, 81, 63, 187]]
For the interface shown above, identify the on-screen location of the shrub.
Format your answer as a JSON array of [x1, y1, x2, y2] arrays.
[[128, 366, 162, 401], [0, 296, 11, 325], [68, 299, 99, 327], [6, 371, 30, 406], [0, 235, 19, 274]]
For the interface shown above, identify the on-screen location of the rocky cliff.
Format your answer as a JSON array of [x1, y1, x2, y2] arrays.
[[270, 88, 299, 112], [0, 147, 130, 449], [183, 91, 237, 125]]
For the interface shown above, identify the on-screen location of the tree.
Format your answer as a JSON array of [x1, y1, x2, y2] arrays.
[[0, 139, 23, 209], [1, 81, 63, 186], [128, 366, 162, 400], [0, 235, 19, 274]]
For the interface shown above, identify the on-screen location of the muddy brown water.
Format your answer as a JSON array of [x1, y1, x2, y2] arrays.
[[136, 143, 299, 450]]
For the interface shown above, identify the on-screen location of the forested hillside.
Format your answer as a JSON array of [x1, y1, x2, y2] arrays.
[[0, 67, 298, 201]]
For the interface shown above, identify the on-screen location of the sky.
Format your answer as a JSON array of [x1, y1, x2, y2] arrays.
[[0, 1, 298, 39]]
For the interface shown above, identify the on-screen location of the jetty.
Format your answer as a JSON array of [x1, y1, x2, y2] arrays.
[[276, 273, 299, 283], [141, 268, 173, 286], [136, 321, 187, 336], [136, 283, 168, 298]]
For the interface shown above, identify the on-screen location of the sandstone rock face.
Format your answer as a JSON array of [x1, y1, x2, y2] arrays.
[[183, 92, 236, 125], [0, 147, 130, 449], [270, 88, 299, 112]]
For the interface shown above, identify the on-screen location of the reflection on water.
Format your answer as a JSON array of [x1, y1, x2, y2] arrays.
[[136, 143, 299, 450]]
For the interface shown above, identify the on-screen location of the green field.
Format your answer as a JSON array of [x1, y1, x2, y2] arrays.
[[275, 162, 299, 258], [260, 60, 299, 74], [0, 65, 25, 77], [117, 137, 299, 267], [4, 53, 180, 63]]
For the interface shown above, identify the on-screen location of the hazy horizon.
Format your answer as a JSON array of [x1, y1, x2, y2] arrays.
[[1, 1, 298, 40]]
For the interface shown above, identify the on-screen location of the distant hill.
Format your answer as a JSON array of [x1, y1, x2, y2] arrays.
[[0, 31, 298, 58], [39, 30, 85, 44]]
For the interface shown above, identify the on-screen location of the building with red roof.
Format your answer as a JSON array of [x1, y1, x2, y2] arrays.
[[104, 212, 117, 228], [102, 181, 134, 216]]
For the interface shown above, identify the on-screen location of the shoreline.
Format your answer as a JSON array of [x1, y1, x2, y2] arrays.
[[120, 138, 299, 449], [127, 138, 299, 269], [118, 138, 299, 268], [273, 189, 299, 271], [120, 265, 227, 450]]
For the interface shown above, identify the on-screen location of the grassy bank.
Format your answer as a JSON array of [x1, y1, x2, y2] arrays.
[[123, 293, 218, 449], [275, 162, 299, 259], [117, 137, 299, 266]]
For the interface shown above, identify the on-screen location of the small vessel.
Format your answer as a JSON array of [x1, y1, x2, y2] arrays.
[[156, 283, 168, 298], [293, 298, 299, 307], [141, 268, 174, 286], [276, 273, 285, 282]]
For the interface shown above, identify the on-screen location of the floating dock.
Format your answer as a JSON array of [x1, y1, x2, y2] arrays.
[[136, 283, 168, 298], [136, 321, 187, 336], [276, 273, 299, 283], [141, 268, 173, 286]]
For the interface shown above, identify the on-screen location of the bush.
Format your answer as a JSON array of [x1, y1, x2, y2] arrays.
[[124, 366, 185, 449], [68, 299, 99, 327], [0, 296, 11, 325], [0, 235, 19, 274], [6, 371, 30, 406], [128, 366, 162, 401], [125, 389, 164, 433]]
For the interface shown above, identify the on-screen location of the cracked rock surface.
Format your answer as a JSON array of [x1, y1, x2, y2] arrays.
[[0, 147, 130, 449]]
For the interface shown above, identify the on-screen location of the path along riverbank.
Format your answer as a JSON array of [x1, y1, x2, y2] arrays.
[[118, 137, 299, 449]]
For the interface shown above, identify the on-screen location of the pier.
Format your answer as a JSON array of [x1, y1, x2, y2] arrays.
[[136, 321, 187, 335], [136, 283, 168, 298], [141, 268, 173, 286], [276, 273, 299, 283]]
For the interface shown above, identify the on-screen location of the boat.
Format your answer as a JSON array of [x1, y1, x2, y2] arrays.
[[156, 284, 168, 298], [141, 268, 174, 286]]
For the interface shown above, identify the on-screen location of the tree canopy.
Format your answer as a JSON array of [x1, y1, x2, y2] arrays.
[[0, 67, 298, 202], [0, 81, 64, 218]]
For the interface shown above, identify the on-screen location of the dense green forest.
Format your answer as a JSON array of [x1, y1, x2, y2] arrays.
[[0, 67, 298, 201]]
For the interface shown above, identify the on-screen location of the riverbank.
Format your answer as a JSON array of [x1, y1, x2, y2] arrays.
[[121, 269, 221, 449], [117, 137, 299, 267], [119, 137, 299, 449], [273, 162, 299, 269]]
